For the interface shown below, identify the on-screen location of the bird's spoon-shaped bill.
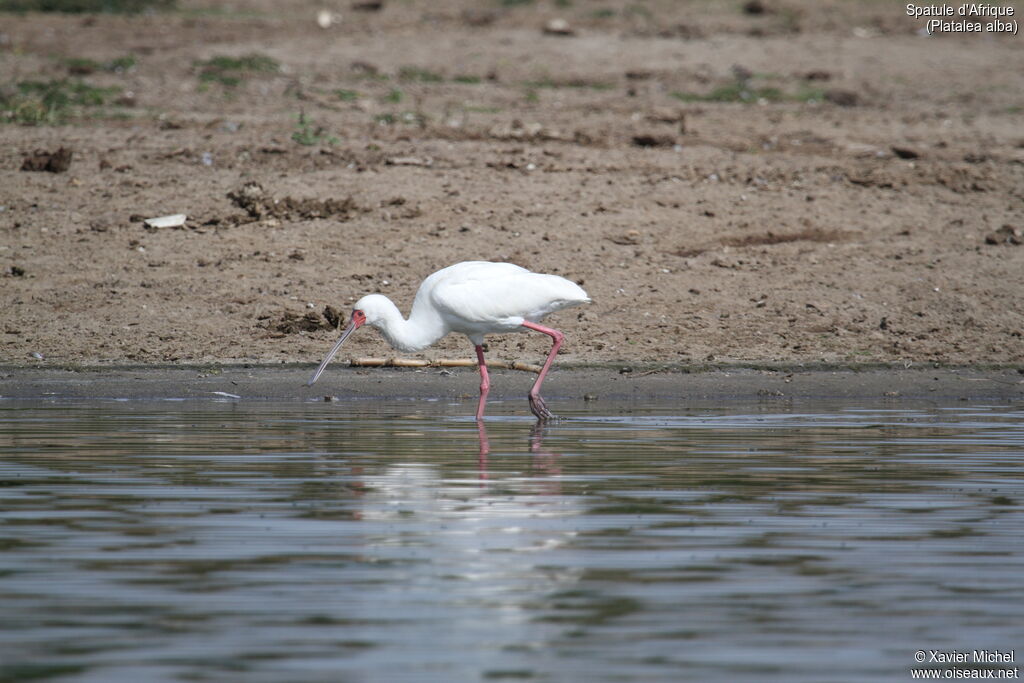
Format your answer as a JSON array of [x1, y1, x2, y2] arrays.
[[307, 312, 364, 386]]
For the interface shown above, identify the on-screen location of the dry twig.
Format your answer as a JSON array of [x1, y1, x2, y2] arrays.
[[348, 357, 542, 374]]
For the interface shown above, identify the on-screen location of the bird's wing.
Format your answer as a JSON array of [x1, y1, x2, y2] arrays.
[[427, 264, 527, 324], [429, 264, 585, 325]]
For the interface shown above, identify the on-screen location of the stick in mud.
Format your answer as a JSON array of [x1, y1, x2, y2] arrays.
[[348, 357, 542, 374]]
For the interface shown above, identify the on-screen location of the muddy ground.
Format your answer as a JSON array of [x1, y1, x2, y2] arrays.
[[2, 0, 1023, 371], [3, 365, 1023, 403]]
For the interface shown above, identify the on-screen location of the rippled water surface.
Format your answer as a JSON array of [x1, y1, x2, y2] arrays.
[[2, 399, 1023, 682]]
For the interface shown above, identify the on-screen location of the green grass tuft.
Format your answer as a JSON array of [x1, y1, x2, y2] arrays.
[[397, 66, 443, 83], [1, 78, 120, 125], [196, 53, 279, 88], [524, 77, 613, 91], [373, 111, 427, 126], [291, 111, 337, 146], [672, 83, 783, 103], [671, 74, 821, 104], [63, 54, 136, 74], [107, 55, 136, 71]]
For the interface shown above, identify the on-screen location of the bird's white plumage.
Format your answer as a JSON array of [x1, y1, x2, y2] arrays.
[[424, 261, 589, 340], [349, 261, 589, 350], [308, 261, 590, 420]]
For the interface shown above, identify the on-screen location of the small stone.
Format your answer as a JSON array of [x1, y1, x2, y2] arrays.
[[608, 230, 641, 245], [143, 214, 187, 229], [543, 18, 574, 36]]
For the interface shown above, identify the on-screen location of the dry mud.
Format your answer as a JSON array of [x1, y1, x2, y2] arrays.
[[2, 0, 1023, 371]]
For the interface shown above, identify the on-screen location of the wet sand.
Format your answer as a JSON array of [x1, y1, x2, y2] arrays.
[[2, 365, 1021, 404]]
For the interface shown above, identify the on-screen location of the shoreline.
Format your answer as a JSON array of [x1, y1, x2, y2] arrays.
[[2, 364, 1022, 403]]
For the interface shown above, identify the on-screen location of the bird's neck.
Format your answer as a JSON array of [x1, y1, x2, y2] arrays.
[[374, 298, 447, 353]]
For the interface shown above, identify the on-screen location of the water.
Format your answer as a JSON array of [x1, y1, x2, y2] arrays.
[[1, 399, 1022, 682]]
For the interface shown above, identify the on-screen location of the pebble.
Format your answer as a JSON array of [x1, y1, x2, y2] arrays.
[[543, 18, 574, 36]]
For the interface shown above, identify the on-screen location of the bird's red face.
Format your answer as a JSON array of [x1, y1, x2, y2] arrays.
[[350, 309, 367, 329]]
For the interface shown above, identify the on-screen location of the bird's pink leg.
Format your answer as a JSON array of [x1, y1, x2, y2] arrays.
[[475, 344, 490, 422], [521, 321, 564, 421], [477, 420, 490, 478]]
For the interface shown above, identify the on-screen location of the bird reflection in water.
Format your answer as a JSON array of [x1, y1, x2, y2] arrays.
[[476, 420, 561, 484]]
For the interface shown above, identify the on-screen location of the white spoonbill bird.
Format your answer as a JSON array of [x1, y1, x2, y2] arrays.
[[307, 261, 590, 421]]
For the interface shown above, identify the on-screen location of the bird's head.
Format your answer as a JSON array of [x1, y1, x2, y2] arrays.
[[307, 294, 401, 387], [351, 294, 392, 329]]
